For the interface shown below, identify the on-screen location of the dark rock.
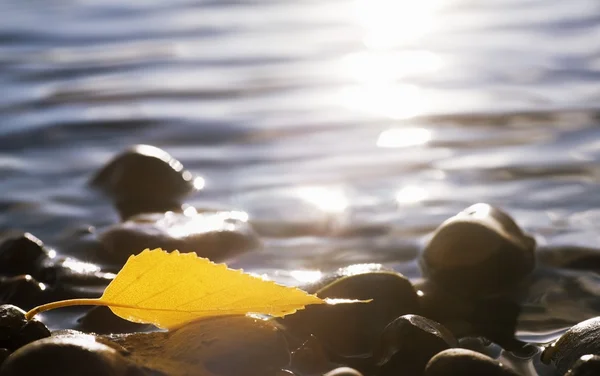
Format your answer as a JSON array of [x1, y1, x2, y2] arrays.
[[282, 264, 420, 361], [0, 349, 8, 368], [323, 367, 364, 376], [99, 211, 260, 265], [11, 318, 51, 350], [276, 371, 297, 376], [0, 333, 147, 376], [0, 233, 48, 277], [0, 306, 26, 343], [565, 355, 600, 376], [109, 316, 290, 376], [423, 348, 520, 376], [77, 306, 151, 335], [542, 316, 600, 374], [90, 145, 202, 218], [290, 335, 332, 375], [0, 275, 49, 310], [373, 314, 457, 376], [416, 280, 523, 350], [420, 203, 536, 296]]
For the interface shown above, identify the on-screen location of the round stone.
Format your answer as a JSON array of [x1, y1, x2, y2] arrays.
[[0, 233, 48, 278], [282, 265, 420, 360], [98, 210, 259, 265], [0, 333, 147, 376], [542, 316, 600, 374], [90, 145, 202, 218], [565, 355, 600, 376], [420, 203, 536, 296], [323, 367, 364, 376], [373, 314, 457, 376], [423, 348, 520, 376]]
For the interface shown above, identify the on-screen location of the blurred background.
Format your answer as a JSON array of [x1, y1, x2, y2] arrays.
[[1, 0, 600, 280]]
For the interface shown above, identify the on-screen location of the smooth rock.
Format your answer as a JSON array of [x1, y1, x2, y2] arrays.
[[542, 316, 600, 374], [90, 145, 202, 218], [290, 335, 332, 375], [0, 306, 26, 344], [99, 210, 260, 264], [323, 367, 363, 376], [0, 233, 48, 277], [109, 316, 290, 376], [282, 264, 420, 360], [0, 333, 146, 376], [423, 348, 520, 376], [565, 354, 600, 376], [0, 275, 50, 310], [77, 306, 150, 335], [374, 314, 457, 376], [420, 203, 536, 296]]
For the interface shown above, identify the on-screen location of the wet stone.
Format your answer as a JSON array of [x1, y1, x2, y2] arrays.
[[282, 265, 420, 362], [0, 275, 50, 310], [542, 316, 600, 374], [423, 348, 520, 376], [373, 314, 457, 376], [109, 316, 290, 376], [0, 349, 8, 368], [0, 306, 26, 343], [289, 335, 332, 375], [565, 355, 600, 376], [99, 210, 260, 265], [0, 333, 147, 376], [0, 233, 48, 277], [90, 145, 202, 218], [77, 306, 151, 335], [11, 318, 51, 351], [323, 367, 364, 376], [420, 203, 536, 296]]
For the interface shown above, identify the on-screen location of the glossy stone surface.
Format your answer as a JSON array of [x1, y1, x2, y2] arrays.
[[77, 306, 150, 335], [282, 264, 420, 360], [90, 145, 202, 218], [99, 210, 260, 264], [565, 355, 600, 376], [420, 203, 536, 296], [323, 367, 364, 376], [0, 233, 48, 277], [109, 316, 290, 376], [373, 314, 457, 376], [424, 348, 520, 376], [0, 333, 146, 376], [542, 316, 600, 374]]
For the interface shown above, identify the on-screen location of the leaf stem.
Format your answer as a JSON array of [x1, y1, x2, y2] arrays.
[[26, 298, 106, 320]]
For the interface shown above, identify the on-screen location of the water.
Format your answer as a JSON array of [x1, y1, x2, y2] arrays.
[[1, 0, 600, 374]]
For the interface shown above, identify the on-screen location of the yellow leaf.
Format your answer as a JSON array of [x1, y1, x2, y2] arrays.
[[26, 248, 326, 329]]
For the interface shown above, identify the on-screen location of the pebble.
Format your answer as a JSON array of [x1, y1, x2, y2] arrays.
[[0, 233, 48, 277], [90, 145, 202, 218], [541, 316, 600, 374], [0, 333, 147, 376], [423, 348, 520, 376], [565, 354, 600, 376], [98, 210, 260, 264], [282, 265, 420, 361], [373, 314, 457, 376], [322, 367, 363, 376], [109, 316, 290, 376], [420, 203, 536, 296], [77, 306, 151, 335], [0, 305, 50, 352]]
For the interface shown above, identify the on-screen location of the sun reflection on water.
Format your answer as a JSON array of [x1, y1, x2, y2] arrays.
[[297, 186, 348, 213]]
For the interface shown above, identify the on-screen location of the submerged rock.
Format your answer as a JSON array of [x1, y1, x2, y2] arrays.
[[373, 314, 457, 376], [90, 145, 203, 218], [420, 203, 536, 296], [109, 316, 290, 376], [542, 316, 600, 374], [282, 264, 420, 362], [77, 306, 150, 335], [0, 333, 146, 376], [423, 348, 520, 376], [99, 210, 260, 264]]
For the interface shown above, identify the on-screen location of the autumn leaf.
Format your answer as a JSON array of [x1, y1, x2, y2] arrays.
[[26, 248, 326, 329]]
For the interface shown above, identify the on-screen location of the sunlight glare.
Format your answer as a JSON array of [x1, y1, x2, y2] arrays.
[[354, 0, 446, 48], [290, 270, 323, 284], [377, 127, 431, 148], [396, 186, 428, 205], [297, 187, 349, 213], [340, 84, 426, 119]]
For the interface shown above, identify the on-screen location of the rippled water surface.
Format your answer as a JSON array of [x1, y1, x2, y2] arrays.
[[2, 0, 600, 368]]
